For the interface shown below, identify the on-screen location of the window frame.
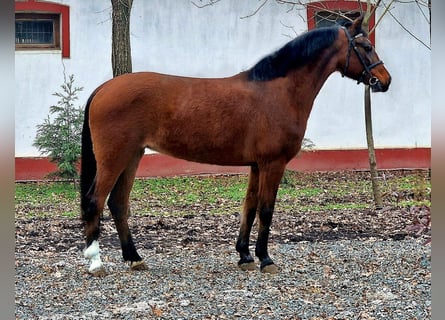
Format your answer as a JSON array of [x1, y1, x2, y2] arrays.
[[15, 13, 61, 50], [307, 0, 376, 45], [15, 0, 70, 58]]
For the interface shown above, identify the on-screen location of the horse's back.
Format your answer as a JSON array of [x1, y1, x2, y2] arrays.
[[90, 71, 248, 113]]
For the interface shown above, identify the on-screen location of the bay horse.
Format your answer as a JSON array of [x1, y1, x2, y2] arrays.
[[81, 16, 391, 275]]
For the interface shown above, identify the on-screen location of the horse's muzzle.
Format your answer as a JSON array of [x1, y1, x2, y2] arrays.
[[370, 75, 391, 93]]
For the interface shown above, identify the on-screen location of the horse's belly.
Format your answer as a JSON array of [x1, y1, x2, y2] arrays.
[[147, 134, 251, 166]]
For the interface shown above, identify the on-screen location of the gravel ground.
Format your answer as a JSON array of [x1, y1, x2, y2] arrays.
[[15, 171, 431, 319], [16, 216, 430, 319]]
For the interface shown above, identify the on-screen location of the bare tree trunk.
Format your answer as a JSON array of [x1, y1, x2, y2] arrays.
[[111, 0, 133, 77], [364, 85, 383, 208], [363, 2, 383, 209]]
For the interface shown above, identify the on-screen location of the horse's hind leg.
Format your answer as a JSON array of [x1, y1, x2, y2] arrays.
[[82, 172, 118, 275], [107, 149, 147, 271], [236, 165, 259, 271]]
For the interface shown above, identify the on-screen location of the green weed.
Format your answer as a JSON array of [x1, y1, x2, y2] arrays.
[[15, 170, 430, 218]]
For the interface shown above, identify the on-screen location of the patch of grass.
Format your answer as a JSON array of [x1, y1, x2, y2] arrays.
[[15, 181, 79, 218], [15, 170, 431, 218], [398, 199, 431, 208], [132, 175, 247, 206], [305, 202, 370, 212], [60, 211, 79, 218], [379, 171, 431, 207], [15, 181, 78, 204], [278, 185, 324, 198]]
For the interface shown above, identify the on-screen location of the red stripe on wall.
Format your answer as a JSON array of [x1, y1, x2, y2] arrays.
[[15, 148, 431, 181]]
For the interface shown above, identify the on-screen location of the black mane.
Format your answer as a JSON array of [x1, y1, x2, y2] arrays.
[[247, 26, 340, 81]]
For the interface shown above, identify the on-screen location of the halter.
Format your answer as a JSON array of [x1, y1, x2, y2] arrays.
[[341, 26, 383, 86]]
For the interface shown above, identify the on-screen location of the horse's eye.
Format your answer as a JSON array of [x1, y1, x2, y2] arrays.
[[363, 44, 373, 52]]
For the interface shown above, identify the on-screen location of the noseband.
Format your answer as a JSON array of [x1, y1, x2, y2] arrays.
[[341, 26, 383, 86]]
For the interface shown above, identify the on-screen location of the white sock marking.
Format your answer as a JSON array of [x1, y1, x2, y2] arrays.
[[84, 240, 103, 272]]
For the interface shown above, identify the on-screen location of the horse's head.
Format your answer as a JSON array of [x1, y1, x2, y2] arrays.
[[338, 15, 391, 92]]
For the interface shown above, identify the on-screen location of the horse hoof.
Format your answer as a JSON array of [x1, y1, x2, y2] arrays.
[[238, 261, 257, 271], [261, 263, 279, 274], [130, 260, 148, 271]]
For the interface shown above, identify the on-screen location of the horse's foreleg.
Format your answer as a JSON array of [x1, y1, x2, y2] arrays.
[[107, 150, 147, 271], [255, 161, 286, 274], [236, 165, 259, 271]]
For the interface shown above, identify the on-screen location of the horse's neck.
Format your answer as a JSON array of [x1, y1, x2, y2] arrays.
[[300, 48, 340, 96], [288, 47, 340, 113]]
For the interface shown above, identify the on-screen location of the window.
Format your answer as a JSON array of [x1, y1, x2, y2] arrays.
[[307, 0, 375, 44], [15, 0, 70, 58], [314, 10, 361, 29], [15, 13, 60, 49]]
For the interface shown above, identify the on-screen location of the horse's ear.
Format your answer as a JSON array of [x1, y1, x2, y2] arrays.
[[350, 15, 364, 34]]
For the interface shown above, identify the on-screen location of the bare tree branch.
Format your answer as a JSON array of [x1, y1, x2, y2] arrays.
[[414, 0, 430, 24], [192, 0, 430, 49], [370, 0, 383, 17], [191, 0, 222, 9], [275, 0, 305, 5], [381, 0, 430, 49], [369, 0, 395, 34], [279, 20, 299, 38], [240, 0, 269, 19]]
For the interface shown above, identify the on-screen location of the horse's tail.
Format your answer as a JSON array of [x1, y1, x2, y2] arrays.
[[80, 92, 97, 217]]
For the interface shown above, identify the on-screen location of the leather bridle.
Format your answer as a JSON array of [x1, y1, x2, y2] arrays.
[[341, 26, 383, 86]]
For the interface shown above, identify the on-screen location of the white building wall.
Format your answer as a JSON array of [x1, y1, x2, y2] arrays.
[[15, 0, 431, 157]]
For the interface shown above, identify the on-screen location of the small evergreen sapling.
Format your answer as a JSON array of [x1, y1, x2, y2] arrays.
[[33, 74, 84, 181]]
